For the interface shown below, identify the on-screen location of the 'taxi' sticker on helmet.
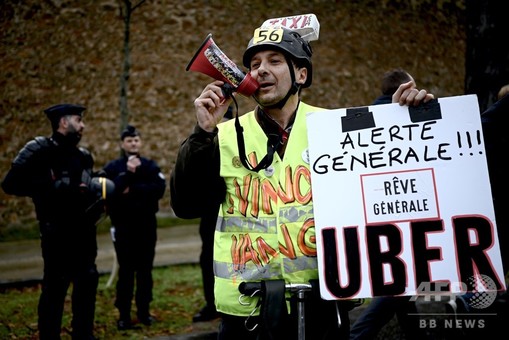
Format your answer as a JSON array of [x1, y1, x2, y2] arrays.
[[252, 28, 284, 45], [260, 14, 320, 42]]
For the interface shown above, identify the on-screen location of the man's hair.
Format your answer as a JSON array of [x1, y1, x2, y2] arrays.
[[50, 114, 72, 131], [49, 115, 61, 131], [121, 124, 141, 140], [381, 68, 413, 95]]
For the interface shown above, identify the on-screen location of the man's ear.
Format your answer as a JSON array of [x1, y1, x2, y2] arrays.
[[296, 67, 308, 86], [59, 116, 69, 129]]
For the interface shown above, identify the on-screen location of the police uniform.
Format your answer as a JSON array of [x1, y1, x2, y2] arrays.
[[102, 125, 166, 328], [1, 104, 105, 340]]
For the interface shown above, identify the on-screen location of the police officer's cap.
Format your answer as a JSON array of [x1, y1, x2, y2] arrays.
[[44, 103, 86, 122], [121, 124, 141, 140]]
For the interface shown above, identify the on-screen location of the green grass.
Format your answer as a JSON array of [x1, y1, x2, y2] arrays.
[[0, 215, 205, 338], [0, 263, 210, 339]]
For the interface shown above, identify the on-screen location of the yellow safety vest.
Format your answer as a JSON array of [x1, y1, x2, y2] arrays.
[[214, 102, 325, 316]]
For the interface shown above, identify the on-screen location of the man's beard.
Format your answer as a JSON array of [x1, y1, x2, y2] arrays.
[[66, 130, 82, 145]]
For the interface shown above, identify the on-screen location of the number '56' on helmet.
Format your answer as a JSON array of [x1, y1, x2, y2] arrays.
[[242, 28, 313, 88]]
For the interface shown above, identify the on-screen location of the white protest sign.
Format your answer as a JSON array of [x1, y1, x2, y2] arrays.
[[306, 94, 506, 300]]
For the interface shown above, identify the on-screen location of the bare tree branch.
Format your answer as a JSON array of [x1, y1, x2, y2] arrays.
[[118, 0, 146, 145]]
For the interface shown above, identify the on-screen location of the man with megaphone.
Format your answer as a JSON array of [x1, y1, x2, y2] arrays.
[[170, 14, 434, 340]]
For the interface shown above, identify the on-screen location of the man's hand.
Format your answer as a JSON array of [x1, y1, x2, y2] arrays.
[[127, 155, 140, 173], [393, 80, 434, 106], [123, 155, 141, 194], [194, 80, 233, 132]]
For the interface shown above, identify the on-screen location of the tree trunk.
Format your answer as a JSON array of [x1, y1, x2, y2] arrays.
[[119, 0, 132, 137]]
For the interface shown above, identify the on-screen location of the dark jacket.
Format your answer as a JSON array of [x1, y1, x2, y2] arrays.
[[372, 94, 392, 105], [170, 125, 226, 219], [481, 93, 509, 273], [2, 132, 101, 227], [103, 155, 166, 227], [482, 93, 508, 208]]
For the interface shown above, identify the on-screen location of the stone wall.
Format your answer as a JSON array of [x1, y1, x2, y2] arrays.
[[0, 0, 466, 230]]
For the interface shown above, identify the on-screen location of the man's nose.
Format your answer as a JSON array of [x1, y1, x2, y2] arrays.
[[257, 60, 270, 74]]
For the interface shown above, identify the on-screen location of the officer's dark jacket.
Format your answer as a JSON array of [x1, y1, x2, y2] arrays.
[[482, 93, 508, 214], [481, 94, 509, 273], [1, 132, 100, 226], [371, 94, 392, 105], [102, 155, 166, 227]]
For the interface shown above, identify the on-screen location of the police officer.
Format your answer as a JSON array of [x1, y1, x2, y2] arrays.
[[170, 21, 434, 339], [103, 124, 166, 330], [2, 104, 111, 340]]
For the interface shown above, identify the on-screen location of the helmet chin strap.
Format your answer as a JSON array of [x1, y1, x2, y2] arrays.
[[263, 82, 300, 110], [234, 56, 303, 172], [232, 95, 281, 173]]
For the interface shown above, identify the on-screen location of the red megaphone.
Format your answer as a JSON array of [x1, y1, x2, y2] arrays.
[[186, 34, 259, 97]]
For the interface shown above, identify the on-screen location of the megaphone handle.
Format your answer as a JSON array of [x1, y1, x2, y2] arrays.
[[221, 83, 235, 99]]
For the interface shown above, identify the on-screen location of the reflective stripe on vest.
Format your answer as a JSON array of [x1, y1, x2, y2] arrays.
[[214, 102, 325, 316]]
